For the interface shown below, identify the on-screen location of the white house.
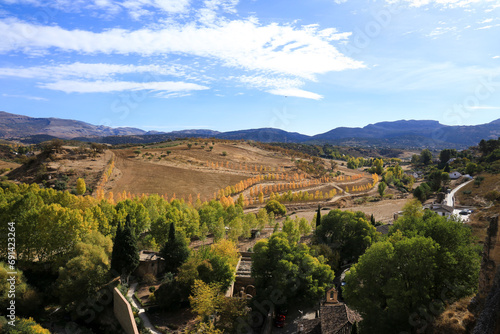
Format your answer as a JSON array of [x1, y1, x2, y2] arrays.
[[449, 171, 462, 180]]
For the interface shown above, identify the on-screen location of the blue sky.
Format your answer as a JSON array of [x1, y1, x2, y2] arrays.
[[0, 0, 499, 135]]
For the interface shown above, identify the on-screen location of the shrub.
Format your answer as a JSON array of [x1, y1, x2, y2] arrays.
[[54, 180, 67, 190], [149, 286, 156, 293], [485, 190, 500, 202], [222, 151, 227, 156], [143, 273, 157, 285]]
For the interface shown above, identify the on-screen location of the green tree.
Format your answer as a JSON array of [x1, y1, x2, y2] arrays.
[[228, 217, 243, 241], [199, 223, 209, 245], [421, 149, 433, 165], [110, 216, 139, 280], [314, 210, 378, 263], [115, 199, 151, 236], [0, 317, 50, 334], [439, 149, 457, 164], [282, 217, 300, 244], [213, 217, 226, 242], [252, 233, 335, 307], [373, 158, 384, 174], [0, 263, 41, 317], [345, 212, 481, 334], [57, 231, 112, 305], [76, 178, 86, 195], [161, 222, 191, 273], [177, 247, 235, 292], [428, 170, 450, 191], [298, 217, 312, 236], [401, 199, 424, 218], [377, 182, 387, 198], [264, 200, 286, 217], [466, 162, 478, 175], [189, 279, 223, 320], [344, 236, 439, 333]]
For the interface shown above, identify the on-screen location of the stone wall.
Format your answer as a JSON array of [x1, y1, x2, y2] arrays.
[[472, 215, 500, 334], [477, 215, 500, 298], [113, 288, 139, 334]]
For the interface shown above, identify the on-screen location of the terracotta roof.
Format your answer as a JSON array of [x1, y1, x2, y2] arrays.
[[320, 303, 362, 334]]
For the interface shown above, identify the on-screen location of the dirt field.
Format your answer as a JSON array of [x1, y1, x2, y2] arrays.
[[108, 149, 249, 200], [0, 160, 20, 174], [288, 198, 411, 223]]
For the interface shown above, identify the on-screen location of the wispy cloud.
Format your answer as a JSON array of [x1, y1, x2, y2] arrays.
[[0, 62, 189, 79], [38, 80, 209, 93], [0, 0, 192, 18], [268, 88, 323, 100], [388, 0, 497, 8], [465, 105, 500, 110], [2, 93, 48, 101]]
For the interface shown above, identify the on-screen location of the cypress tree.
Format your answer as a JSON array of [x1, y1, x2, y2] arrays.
[[111, 215, 139, 280], [316, 205, 321, 228], [161, 222, 190, 273], [351, 322, 359, 334]]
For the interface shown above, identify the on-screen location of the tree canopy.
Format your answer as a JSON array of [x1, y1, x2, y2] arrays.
[[343, 210, 481, 334], [252, 232, 335, 308], [314, 209, 378, 263], [110, 215, 139, 278]]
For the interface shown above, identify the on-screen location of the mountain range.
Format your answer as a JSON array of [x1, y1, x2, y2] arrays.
[[1, 111, 499, 149]]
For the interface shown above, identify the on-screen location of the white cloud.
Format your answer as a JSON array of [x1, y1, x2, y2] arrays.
[[426, 26, 458, 38], [476, 23, 500, 30], [0, 0, 191, 17], [387, 0, 496, 8], [268, 88, 322, 100], [465, 105, 500, 110], [1, 93, 48, 100], [0, 62, 189, 79], [0, 18, 362, 80], [238, 75, 304, 89], [493, 56, 500, 59], [38, 80, 209, 93]]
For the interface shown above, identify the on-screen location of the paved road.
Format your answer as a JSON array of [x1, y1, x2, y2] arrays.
[[127, 283, 162, 334], [443, 179, 474, 223], [444, 179, 473, 207]]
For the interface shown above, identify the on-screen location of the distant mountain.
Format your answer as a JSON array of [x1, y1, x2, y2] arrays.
[[310, 119, 500, 149], [216, 128, 310, 143], [0, 111, 148, 139], [2, 111, 500, 149]]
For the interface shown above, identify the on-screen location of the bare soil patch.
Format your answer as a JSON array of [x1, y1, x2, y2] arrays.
[[109, 149, 248, 200]]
